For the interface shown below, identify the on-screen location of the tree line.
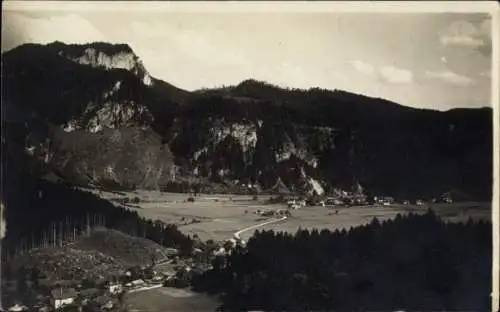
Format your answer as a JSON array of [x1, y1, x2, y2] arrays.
[[1, 171, 194, 261], [192, 210, 492, 311]]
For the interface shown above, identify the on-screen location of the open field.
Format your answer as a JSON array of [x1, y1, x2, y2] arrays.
[[90, 190, 279, 241], [124, 286, 219, 312], [93, 190, 490, 312], [244, 203, 491, 241], [90, 189, 491, 243]]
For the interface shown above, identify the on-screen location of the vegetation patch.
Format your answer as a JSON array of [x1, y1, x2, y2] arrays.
[[192, 210, 492, 311]]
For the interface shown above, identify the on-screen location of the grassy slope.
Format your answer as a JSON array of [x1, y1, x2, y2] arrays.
[[72, 228, 171, 267]]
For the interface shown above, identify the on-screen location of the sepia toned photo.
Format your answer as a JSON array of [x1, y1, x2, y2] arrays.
[[1, 2, 498, 312]]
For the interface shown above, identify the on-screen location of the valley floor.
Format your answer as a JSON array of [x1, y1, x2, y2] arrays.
[[90, 189, 491, 242], [61, 189, 490, 312]]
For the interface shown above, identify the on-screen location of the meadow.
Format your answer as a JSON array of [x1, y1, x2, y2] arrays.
[[93, 190, 491, 242]]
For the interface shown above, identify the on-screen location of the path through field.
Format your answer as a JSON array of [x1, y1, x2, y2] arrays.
[[234, 216, 288, 240]]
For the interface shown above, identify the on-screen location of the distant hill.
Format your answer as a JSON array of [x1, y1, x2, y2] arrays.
[[1, 41, 493, 201]]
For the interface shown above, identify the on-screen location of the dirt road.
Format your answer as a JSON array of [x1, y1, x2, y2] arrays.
[[233, 216, 288, 241]]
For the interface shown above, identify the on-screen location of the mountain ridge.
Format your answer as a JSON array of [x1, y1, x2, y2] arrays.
[[1, 41, 493, 201], [2, 42, 492, 112]]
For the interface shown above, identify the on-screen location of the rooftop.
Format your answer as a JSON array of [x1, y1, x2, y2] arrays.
[[51, 287, 77, 300]]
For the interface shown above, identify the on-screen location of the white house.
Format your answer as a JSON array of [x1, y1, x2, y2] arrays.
[[287, 199, 304, 209], [51, 288, 77, 310], [108, 283, 123, 295], [213, 247, 226, 256], [8, 304, 28, 311], [378, 197, 394, 206]]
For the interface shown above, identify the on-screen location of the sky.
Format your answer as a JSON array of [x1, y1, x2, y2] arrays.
[[1, 3, 495, 111]]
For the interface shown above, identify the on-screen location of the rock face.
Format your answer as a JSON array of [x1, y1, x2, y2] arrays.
[[1, 42, 493, 200], [48, 41, 153, 86], [2, 43, 170, 190], [49, 127, 174, 190]]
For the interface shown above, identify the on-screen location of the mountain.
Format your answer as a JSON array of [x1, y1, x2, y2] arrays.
[[1, 42, 493, 201]]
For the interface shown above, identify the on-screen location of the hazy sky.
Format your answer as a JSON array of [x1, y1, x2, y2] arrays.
[[1, 3, 495, 111]]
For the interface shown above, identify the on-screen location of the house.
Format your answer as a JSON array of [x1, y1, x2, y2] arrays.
[[440, 194, 453, 204], [107, 283, 123, 295], [287, 199, 305, 209], [213, 247, 226, 256], [325, 198, 344, 206], [8, 304, 28, 311], [51, 287, 77, 310], [416, 200, 425, 206], [377, 197, 394, 206]]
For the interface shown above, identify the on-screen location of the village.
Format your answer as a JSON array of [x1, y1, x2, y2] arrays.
[[1, 179, 462, 312], [1, 229, 252, 312]]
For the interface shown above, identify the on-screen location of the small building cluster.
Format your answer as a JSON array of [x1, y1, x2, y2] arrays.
[[286, 198, 306, 209], [8, 278, 124, 312], [5, 252, 193, 312], [254, 209, 292, 217], [374, 196, 395, 206]]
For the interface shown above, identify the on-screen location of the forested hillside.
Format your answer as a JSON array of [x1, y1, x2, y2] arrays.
[[193, 211, 492, 311], [2, 42, 493, 200]]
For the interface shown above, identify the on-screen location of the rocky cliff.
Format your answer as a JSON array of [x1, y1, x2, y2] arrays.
[[1, 42, 493, 200], [47, 41, 153, 86]]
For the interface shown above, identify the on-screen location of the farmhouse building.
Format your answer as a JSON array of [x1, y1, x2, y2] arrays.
[[51, 287, 77, 310], [8, 303, 28, 311], [107, 283, 123, 295], [287, 199, 306, 209], [377, 197, 394, 206]]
